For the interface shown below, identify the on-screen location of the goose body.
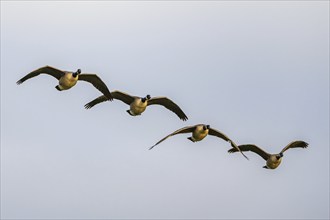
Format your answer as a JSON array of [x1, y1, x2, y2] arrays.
[[17, 66, 113, 100], [57, 72, 79, 90], [85, 90, 188, 121], [266, 155, 282, 169], [190, 124, 209, 142], [128, 97, 149, 116], [228, 140, 308, 169], [149, 124, 248, 160]]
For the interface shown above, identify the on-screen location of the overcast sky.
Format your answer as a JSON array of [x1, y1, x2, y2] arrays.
[[1, 1, 329, 219]]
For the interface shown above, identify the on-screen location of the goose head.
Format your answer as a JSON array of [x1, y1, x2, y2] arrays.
[[203, 125, 210, 130], [72, 69, 81, 77], [276, 152, 284, 160], [142, 94, 151, 103]]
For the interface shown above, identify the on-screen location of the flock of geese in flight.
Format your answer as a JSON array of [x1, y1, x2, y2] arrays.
[[17, 65, 309, 170]]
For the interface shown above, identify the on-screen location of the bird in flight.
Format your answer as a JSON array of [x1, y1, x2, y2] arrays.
[[149, 124, 249, 160], [17, 65, 113, 100], [228, 140, 308, 169], [84, 90, 188, 121]]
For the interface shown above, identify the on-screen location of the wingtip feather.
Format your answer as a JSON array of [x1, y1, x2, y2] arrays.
[[242, 153, 249, 160], [106, 95, 114, 101], [303, 142, 309, 148], [228, 148, 238, 153], [181, 116, 188, 121], [84, 104, 92, 109]]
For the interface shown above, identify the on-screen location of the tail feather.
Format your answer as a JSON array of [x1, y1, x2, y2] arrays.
[[187, 137, 195, 142], [55, 85, 62, 91], [126, 110, 134, 116]]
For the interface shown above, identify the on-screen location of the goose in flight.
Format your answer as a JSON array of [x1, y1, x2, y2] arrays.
[[149, 124, 248, 160], [84, 90, 188, 121], [228, 140, 308, 169], [17, 66, 113, 100]]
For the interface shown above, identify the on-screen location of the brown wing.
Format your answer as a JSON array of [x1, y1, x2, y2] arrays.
[[16, 66, 64, 84], [208, 128, 232, 142], [111, 90, 135, 105], [78, 74, 113, 100], [84, 95, 109, 109], [147, 97, 188, 121], [149, 125, 196, 150], [84, 90, 135, 109], [228, 144, 270, 161], [208, 128, 249, 160], [280, 141, 309, 154]]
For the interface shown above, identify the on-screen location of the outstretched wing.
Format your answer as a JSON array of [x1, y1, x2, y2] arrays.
[[84, 95, 110, 109], [149, 126, 195, 150], [16, 66, 64, 84], [78, 74, 113, 100], [209, 128, 248, 160], [147, 97, 188, 121], [111, 90, 135, 105], [280, 140, 309, 154], [228, 144, 270, 161], [84, 90, 136, 109]]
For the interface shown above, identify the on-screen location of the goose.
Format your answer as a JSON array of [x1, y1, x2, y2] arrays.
[[228, 140, 308, 169], [17, 66, 113, 100], [84, 90, 188, 121], [149, 124, 249, 160]]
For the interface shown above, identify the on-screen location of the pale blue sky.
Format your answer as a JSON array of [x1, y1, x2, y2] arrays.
[[1, 1, 329, 219]]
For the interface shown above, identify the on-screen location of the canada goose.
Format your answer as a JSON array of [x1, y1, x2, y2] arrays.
[[17, 66, 113, 100], [228, 140, 308, 169], [149, 124, 248, 160], [84, 90, 188, 121]]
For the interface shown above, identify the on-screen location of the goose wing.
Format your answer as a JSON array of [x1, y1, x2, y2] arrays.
[[208, 128, 249, 160], [84, 95, 109, 109], [280, 140, 308, 154], [78, 74, 113, 100], [84, 90, 135, 109], [149, 125, 196, 150], [147, 97, 188, 121], [228, 144, 270, 161], [16, 66, 64, 84], [111, 90, 135, 105]]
